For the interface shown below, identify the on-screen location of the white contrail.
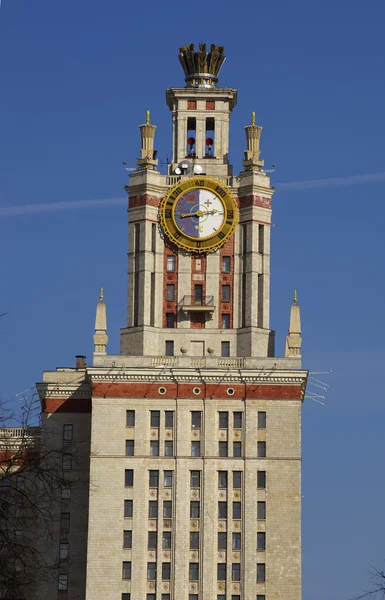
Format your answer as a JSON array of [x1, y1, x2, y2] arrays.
[[1, 171, 385, 218]]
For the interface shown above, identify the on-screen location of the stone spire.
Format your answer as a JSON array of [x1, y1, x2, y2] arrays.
[[93, 287, 108, 355], [242, 111, 264, 171], [285, 290, 302, 358], [136, 110, 158, 170]]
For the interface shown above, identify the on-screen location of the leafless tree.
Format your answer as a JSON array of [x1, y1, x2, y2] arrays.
[[351, 567, 385, 600]]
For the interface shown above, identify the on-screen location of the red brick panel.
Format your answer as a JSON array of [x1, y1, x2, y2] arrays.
[[238, 195, 272, 209], [41, 397, 92, 413], [128, 195, 160, 209], [163, 239, 178, 328], [218, 236, 234, 328]]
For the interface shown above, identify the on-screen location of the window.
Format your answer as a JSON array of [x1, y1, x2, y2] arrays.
[[189, 596, 198, 600], [222, 314, 230, 329], [148, 596, 156, 600], [0, 479, 10, 492], [150, 441, 159, 456], [163, 501, 172, 518], [165, 340, 174, 356], [123, 530, 132, 549], [222, 256, 231, 272], [126, 410, 135, 427], [164, 441, 173, 457], [257, 596, 266, 600], [191, 411, 201, 429], [258, 441, 266, 457], [59, 543, 69, 560], [217, 563, 226, 581], [165, 411, 174, 428], [166, 313, 175, 328], [164, 471, 173, 488], [123, 561, 132, 580], [233, 471, 242, 489], [190, 501, 200, 518], [148, 501, 158, 518], [233, 442, 242, 457], [191, 441, 201, 457], [222, 285, 230, 301], [126, 440, 134, 456], [233, 412, 242, 429], [147, 562, 156, 580], [166, 255, 176, 271], [257, 532, 266, 551], [218, 596, 226, 600], [124, 499, 133, 518], [258, 224, 264, 254], [162, 595, 170, 600], [221, 341, 230, 357], [190, 531, 199, 549], [122, 595, 130, 600], [61, 486, 71, 500], [58, 574, 68, 591], [150, 411, 160, 428], [258, 411, 266, 428], [62, 455, 72, 470], [219, 412, 228, 428], [162, 531, 171, 549], [233, 502, 241, 520], [218, 471, 228, 489], [190, 471, 201, 487], [148, 531, 157, 549], [232, 563, 241, 581], [257, 563, 265, 582], [162, 563, 171, 580], [257, 501, 266, 520], [218, 502, 227, 519], [232, 532, 241, 550], [63, 424, 73, 441], [149, 470, 159, 487], [257, 471, 266, 489], [232, 596, 241, 600], [166, 284, 175, 301], [218, 531, 227, 549], [189, 563, 199, 580], [60, 513, 70, 531], [125, 470, 134, 487], [219, 442, 228, 457]]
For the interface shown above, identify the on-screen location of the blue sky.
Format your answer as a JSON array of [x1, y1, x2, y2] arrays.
[[1, 1, 385, 598]]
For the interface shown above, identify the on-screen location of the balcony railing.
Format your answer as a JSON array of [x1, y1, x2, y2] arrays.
[[180, 295, 215, 312]]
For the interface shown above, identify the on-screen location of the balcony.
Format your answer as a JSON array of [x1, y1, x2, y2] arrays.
[[180, 295, 215, 313]]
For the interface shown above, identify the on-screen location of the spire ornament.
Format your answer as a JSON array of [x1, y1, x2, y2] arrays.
[[285, 291, 302, 358], [178, 43, 226, 88], [242, 111, 264, 172], [93, 288, 108, 355], [136, 110, 158, 171]]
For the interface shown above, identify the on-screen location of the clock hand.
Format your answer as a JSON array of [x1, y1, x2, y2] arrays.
[[181, 209, 223, 218]]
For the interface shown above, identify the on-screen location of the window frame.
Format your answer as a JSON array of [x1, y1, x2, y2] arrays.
[[125, 469, 134, 487], [126, 410, 135, 427]]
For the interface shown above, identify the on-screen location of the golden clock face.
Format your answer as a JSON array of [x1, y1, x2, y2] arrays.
[[159, 176, 238, 253]]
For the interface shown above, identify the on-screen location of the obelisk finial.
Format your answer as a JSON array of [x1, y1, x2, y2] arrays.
[[100, 286, 104, 301], [94, 288, 108, 356], [293, 289, 297, 304], [251, 111, 256, 126], [146, 109, 150, 125]]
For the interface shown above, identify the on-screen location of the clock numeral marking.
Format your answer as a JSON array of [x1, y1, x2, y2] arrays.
[[196, 241, 201, 248], [166, 201, 173, 207], [227, 210, 234, 219], [195, 180, 204, 186], [173, 230, 181, 239], [165, 209, 172, 218], [215, 185, 226, 198], [217, 231, 225, 240]]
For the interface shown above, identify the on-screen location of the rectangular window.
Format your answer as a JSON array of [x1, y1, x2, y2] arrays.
[[218, 501, 227, 519], [122, 595, 130, 600], [219, 412, 228, 428], [60, 513, 70, 531], [217, 563, 226, 581], [162, 595, 170, 600], [124, 499, 133, 518], [218, 531, 227, 549], [150, 441, 159, 456], [232, 532, 241, 550], [258, 411, 266, 429], [221, 341, 230, 357], [190, 531, 199, 549], [190, 471, 201, 487], [162, 563, 171, 580], [191, 411, 201, 429], [126, 410, 135, 427], [257, 471, 266, 489], [257, 596, 266, 600], [163, 501, 172, 518], [148, 596, 156, 600], [125, 470, 134, 487], [59, 543, 69, 560], [166, 313, 175, 328], [147, 562, 156, 580], [233, 502, 241, 520], [219, 442, 228, 457], [150, 411, 160, 428], [166, 284, 175, 301], [257, 532, 266, 551], [61, 486, 71, 501], [126, 440, 134, 456], [233, 471, 242, 489], [189, 563, 199, 581], [123, 530, 132, 549], [165, 411, 174, 428], [222, 256, 231, 272], [191, 441, 201, 457], [194, 284, 203, 305], [258, 224, 264, 254], [258, 441, 266, 457], [232, 596, 240, 600], [164, 471, 173, 488], [218, 596, 226, 600], [218, 471, 228, 489], [257, 501, 266, 520], [162, 531, 172, 549], [165, 340, 174, 356], [222, 285, 230, 301], [189, 596, 198, 600], [233, 412, 242, 429], [233, 442, 242, 457], [151, 222, 156, 253], [148, 531, 157, 549], [148, 501, 158, 518], [164, 441, 173, 457], [149, 470, 159, 487], [62, 455, 72, 470], [166, 255, 176, 271], [190, 501, 200, 518], [221, 313, 230, 329], [257, 563, 266, 582], [63, 424, 73, 441], [232, 563, 241, 581], [58, 574, 68, 591], [123, 561, 132, 580]]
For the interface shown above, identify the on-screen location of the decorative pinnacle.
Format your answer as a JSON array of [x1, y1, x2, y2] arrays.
[[293, 290, 297, 304], [178, 43, 226, 88], [146, 110, 150, 125], [251, 111, 256, 126], [100, 287, 104, 301]]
